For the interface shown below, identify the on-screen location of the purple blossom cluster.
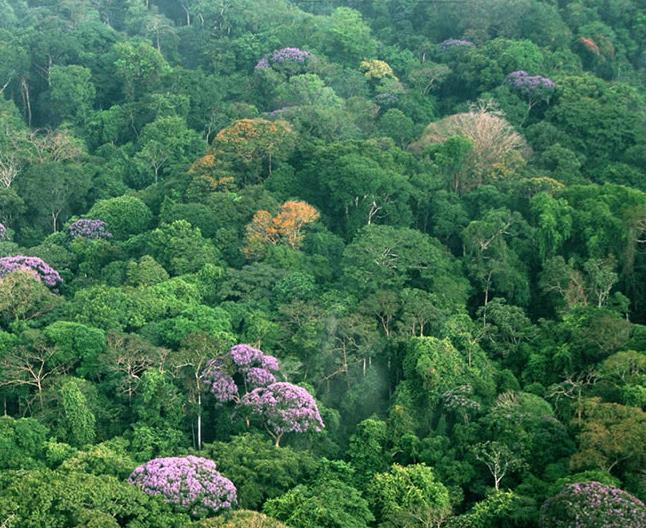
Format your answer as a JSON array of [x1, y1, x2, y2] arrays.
[[255, 47, 311, 70], [202, 345, 280, 403], [129, 455, 236, 517], [242, 382, 324, 441], [0, 223, 6, 241], [202, 359, 239, 402], [201, 344, 323, 445], [68, 218, 112, 239], [507, 70, 556, 96], [0, 255, 62, 286], [271, 47, 310, 63], [255, 57, 270, 70], [540, 481, 646, 528], [439, 39, 474, 51]]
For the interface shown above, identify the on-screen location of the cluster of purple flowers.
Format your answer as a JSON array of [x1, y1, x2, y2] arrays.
[[0, 255, 62, 286], [540, 481, 646, 528], [202, 358, 239, 402], [202, 344, 323, 445], [255, 57, 270, 70], [129, 455, 236, 516], [242, 382, 324, 439], [439, 39, 474, 51], [68, 218, 112, 240], [271, 47, 310, 63], [507, 70, 556, 96], [0, 223, 6, 241], [202, 344, 281, 403], [255, 47, 310, 70]]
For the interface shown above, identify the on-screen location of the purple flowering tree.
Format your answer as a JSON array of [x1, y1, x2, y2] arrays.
[[507, 70, 556, 123], [242, 382, 324, 447], [202, 344, 281, 404], [0, 223, 6, 241], [68, 218, 112, 239], [540, 481, 646, 528], [202, 344, 323, 446], [255, 47, 311, 73], [129, 455, 237, 517], [0, 256, 62, 286]]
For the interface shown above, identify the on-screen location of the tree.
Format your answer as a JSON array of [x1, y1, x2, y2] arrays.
[[0, 332, 66, 411], [411, 106, 529, 193], [0, 270, 62, 324], [0, 415, 49, 470], [203, 433, 318, 510], [128, 456, 236, 517], [347, 418, 389, 487], [48, 65, 96, 125], [264, 459, 374, 528], [368, 464, 451, 527], [472, 441, 524, 492], [263, 464, 374, 528], [317, 7, 378, 65], [146, 220, 220, 274], [113, 40, 170, 100], [570, 399, 645, 479], [530, 192, 573, 262], [19, 161, 91, 232], [87, 196, 152, 239], [215, 118, 296, 183], [342, 225, 468, 304], [242, 382, 324, 447], [540, 481, 645, 528], [57, 377, 96, 447], [134, 116, 205, 184], [0, 468, 190, 527], [243, 201, 320, 259]]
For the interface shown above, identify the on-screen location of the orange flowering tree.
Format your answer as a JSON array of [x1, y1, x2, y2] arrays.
[[214, 118, 296, 184], [243, 201, 319, 259]]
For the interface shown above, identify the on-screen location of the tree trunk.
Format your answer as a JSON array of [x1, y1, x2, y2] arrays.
[[197, 391, 202, 450]]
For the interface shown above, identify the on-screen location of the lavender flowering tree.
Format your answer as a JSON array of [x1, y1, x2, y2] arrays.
[[507, 70, 556, 123], [0, 256, 62, 286], [255, 48, 311, 73], [202, 344, 323, 446], [129, 455, 237, 517], [202, 344, 281, 403], [540, 481, 646, 528], [68, 218, 112, 239], [242, 382, 324, 447]]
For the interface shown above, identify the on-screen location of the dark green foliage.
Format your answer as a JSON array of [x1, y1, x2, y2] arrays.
[[0, 1, 644, 526]]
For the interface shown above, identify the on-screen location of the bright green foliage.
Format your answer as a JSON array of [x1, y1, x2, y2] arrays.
[[203, 434, 318, 509], [368, 463, 451, 527], [58, 377, 96, 447], [0, 416, 48, 469], [146, 220, 220, 275], [44, 321, 106, 376], [348, 418, 390, 488], [88, 196, 152, 239], [0, 469, 189, 527], [263, 461, 374, 528]]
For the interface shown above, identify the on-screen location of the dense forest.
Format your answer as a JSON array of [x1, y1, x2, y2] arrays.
[[0, 0, 645, 526]]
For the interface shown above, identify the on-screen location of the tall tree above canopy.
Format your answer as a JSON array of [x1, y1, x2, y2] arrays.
[[215, 118, 296, 184], [411, 106, 529, 194]]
